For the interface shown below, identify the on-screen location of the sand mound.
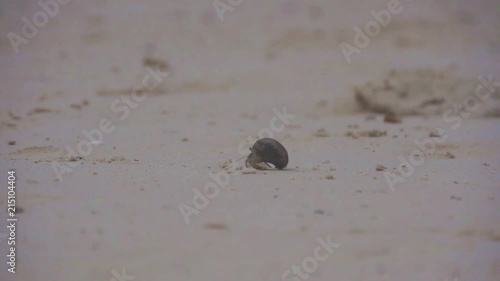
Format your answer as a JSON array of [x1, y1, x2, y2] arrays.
[[353, 68, 500, 117]]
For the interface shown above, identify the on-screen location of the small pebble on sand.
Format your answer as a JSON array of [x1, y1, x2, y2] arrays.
[[314, 209, 325, 215]]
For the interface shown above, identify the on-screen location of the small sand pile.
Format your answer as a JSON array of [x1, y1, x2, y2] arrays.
[[353, 68, 500, 117]]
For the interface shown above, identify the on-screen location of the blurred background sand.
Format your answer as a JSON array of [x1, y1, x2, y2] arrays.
[[0, 0, 499, 280]]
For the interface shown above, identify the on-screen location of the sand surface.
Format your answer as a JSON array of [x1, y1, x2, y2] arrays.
[[0, 0, 499, 281]]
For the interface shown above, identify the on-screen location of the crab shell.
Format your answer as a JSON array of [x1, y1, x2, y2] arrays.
[[245, 138, 288, 169]]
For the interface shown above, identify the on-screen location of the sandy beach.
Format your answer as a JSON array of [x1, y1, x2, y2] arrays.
[[0, 0, 499, 280]]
